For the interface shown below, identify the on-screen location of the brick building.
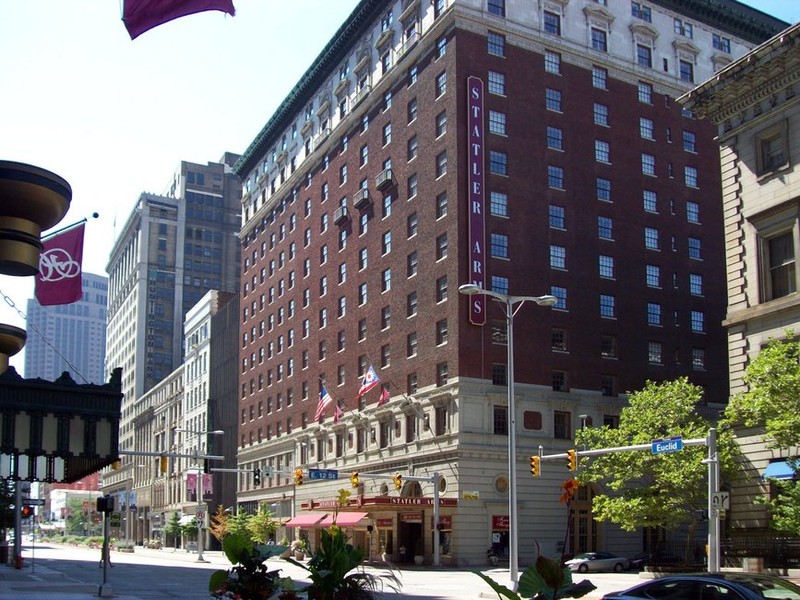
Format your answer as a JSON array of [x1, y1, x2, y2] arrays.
[[233, 0, 786, 567]]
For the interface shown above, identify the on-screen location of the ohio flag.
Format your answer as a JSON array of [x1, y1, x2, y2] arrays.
[[356, 365, 380, 400]]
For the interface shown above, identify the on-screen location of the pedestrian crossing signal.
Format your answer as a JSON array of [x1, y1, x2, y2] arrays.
[[350, 472, 359, 488], [530, 456, 540, 477], [21, 505, 33, 519], [253, 467, 262, 486]]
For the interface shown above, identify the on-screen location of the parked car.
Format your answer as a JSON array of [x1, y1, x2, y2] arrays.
[[565, 552, 629, 573], [601, 573, 800, 599]]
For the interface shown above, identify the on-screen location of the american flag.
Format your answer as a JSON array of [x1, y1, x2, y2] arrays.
[[315, 385, 334, 422], [356, 365, 381, 400]]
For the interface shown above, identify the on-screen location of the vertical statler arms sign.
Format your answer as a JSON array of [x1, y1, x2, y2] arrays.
[[467, 76, 486, 325]]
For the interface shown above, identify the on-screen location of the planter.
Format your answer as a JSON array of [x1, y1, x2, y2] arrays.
[[414, 555, 424, 566], [294, 551, 306, 561], [116, 547, 134, 553]]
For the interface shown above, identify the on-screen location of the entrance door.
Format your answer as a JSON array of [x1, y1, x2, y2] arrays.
[[399, 521, 422, 563], [570, 485, 598, 555]]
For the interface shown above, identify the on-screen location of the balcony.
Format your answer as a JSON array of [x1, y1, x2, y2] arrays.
[[375, 168, 396, 191], [333, 205, 348, 225], [352, 188, 370, 209]]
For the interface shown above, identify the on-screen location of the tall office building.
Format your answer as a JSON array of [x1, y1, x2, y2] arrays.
[[24, 272, 108, 384], [103, 154, 242, 504], [233, 0, 786, 567]]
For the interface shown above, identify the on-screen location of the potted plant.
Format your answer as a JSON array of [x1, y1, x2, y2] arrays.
[[277, 576, 301, 600], [293, 538, 308, 560], [209, 532, 287, 600]]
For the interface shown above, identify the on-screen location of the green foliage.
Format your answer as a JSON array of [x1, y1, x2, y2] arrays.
[[163, 511, 182, 550], [756, 470, 800, 536], [247, 504, 278, 544], [473, 559, 596, 600], [227, 509, 253, 539], [725, 332, 800, 449], [209, 532, 287, 600], [576, 378, 731, 533]]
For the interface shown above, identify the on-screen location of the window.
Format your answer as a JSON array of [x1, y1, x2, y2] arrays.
[[490, 151, 507, 175], [637, 44, 652, 68], [436, 151, 448, 177], [548, 165, 564, 189], [679, 59, 694, 83], [599, 255, 614, 278], [554, 410, 571, 437], [407, 251, 418, 277], [593, 103, 608, 126], [638, 81, 653, 104], [683, 130, 696, 152], [489, 110, 506, 135], [436, 36, 447, 58], [690, 310, 704, 333], [674, 18, 693, 38], [407, 332, 418, 357], [552, 371, 568, 392], [632, 2, 651, 22], [490, 191, 508, 217], [359, 282, 367, 305], [436, 319, 448, 345], [488, 0, 505, 17], [643, 189, 657, 212], [436, 275, 448, 302], [492, 276, 509, 295], [640, 117, 655, 140], [381, 268, 391, 292], [598, 216, 613, 240], [688, 237, 701, 259], [407, 99, 417, 124], [547, 126, 563, 150], [493, 405, 507, 435], [600, 294, 615, 318], [551, 286, 567, 310], [436, 192, 448, 219], [339, 164, 347, 185], [543, 11, 561, 36], [713, 34, 731, 53], [382, 122, 392, 146], [546, 88, 562, 112], [381, 306, 391, 329], [648, 341, 662, 364], [601, 335, 617, 358], [689, 273, 703, 296], [646, 264, 660, 288], [407, 212, 418, 237], [642, 153, 656, 176], [488, 31, 505, 56], [687, 201, 700, 223], [436, 71, 447, 97], [544, 50, 561, 74], [436, 110, 448, 137], [407, 173, 418, 198], [407, 135, 418, 161], [382, 231, 392, 254], [358, 247, 367, 270], [645, 227, 659, 250], [436, 233, 448, 260], [595, 140, 610, 163], [685, 166, 698, 188], [551, 328, 567, 351], [692, 348, 706, 370], [491, 233, 508, 258], [647, 302, 661, 326], [550, 245, 566, 269], [765, 232, 797, 299], [601, 376, 616, 397], [591, 29, 607, 52], [756, 122, 789, 175], [488, 71, 506, 95], [592, 66, 608, 89], [549, 204, 565, 229]]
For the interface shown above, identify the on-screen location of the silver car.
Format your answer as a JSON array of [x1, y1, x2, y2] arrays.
[[565, 552, 629, 573]]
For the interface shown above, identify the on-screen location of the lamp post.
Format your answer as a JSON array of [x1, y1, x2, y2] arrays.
[[176, 428, 223, 562], [459, 284, 556, 588]]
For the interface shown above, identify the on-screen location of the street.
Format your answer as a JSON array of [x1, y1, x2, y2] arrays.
[[0, 541, 644, 599]]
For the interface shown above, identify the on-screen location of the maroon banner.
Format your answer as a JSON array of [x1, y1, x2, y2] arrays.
[[123, 0, 236, 40], [35, 223, 84, 306], [467, 76, 486, 325]]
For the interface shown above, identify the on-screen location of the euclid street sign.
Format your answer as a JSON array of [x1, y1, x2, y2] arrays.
[[651, 436, 683, 455]]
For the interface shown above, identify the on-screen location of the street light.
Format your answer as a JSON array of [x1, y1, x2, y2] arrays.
[[176, 428, 224, 562], [458, 283, 556, 588]]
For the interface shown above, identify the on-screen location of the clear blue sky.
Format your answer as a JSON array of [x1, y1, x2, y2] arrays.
[[0, 0, 795, 372]]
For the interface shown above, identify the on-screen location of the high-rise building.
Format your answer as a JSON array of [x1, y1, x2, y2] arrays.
[[24, 272, 108, 384], [103, 154, 242, 512], [233, 0, 786, 567]]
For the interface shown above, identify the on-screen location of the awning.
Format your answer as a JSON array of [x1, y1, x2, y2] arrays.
[[762, 460, 796, 480], [286, 513, 327, 527], [178, 515, 196, 525], [320, 511, 369, 527]]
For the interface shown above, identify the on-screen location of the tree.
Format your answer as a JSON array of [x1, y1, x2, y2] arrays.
[[210, 504, 230, 543], [226, 509, 253, 541], [576, 378, 731, 550], [247, 504, 278, 544], [164, 511, 182, 550], [724, 333, 800, 535], [724, 332, 800, 449]]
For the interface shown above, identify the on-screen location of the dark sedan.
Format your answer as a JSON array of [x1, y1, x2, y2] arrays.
[[602, 573, 800, 599]]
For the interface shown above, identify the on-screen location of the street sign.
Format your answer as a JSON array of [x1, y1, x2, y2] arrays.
[[308, 468, 339, 480], [25, 498, 46, 506], [711, 491, 730, 510], [651, 436, 683, 455], [195, 510, 206, 523], [109, 512, 121, 527]]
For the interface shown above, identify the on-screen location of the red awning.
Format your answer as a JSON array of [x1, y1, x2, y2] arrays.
[[285, 513, 327, 527], [319, 511, 369, 527]]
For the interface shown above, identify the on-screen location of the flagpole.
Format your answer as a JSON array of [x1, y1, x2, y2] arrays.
[[40, 213, 98, 242]]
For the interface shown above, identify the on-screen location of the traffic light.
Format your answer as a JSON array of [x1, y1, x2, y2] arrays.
[[111, 460, 121, 470], [350, 472, 360, 488], [393, 474, 402, 490], [530, 455, 541, 477], [294, 468, 304, 486], [567, 449, 578, 472], [159, 455, 168, 473], [20, 505, 33, 519], [253, 467, 262, 486]]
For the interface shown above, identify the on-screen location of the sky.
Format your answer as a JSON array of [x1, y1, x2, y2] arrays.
[[0, 0, 796, 373]]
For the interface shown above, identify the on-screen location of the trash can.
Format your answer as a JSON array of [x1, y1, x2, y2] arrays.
[[0, 541, 8, 564]]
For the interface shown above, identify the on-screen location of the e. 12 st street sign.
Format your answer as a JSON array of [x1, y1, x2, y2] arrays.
[[651, 436, 683, 455], [308, 468, 339, 480]]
